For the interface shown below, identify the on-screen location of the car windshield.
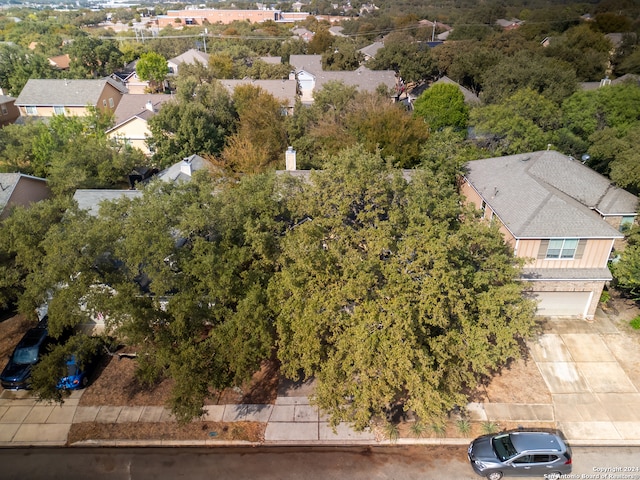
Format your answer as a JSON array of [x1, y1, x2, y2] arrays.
[[492, 434, 519, 461], [12, 346, 39, 365], [66, 363, 79, 376]]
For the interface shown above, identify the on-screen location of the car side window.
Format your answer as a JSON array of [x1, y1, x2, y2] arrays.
[[532, 454, 551, 463], [512, 455, 532, 464]]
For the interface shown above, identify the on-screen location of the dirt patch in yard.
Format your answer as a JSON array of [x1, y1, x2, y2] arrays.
[[475, 356, 551, 404], [78, 353, 280, 408], [68, 421, 265, 445]]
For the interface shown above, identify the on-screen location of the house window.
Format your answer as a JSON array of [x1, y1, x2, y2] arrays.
[[109, 98, 114, 108], [546, 239, 579, 259], [103, 99, 107, 107], [620, 215, 635, 232], [53, 105, 65, 115], [1, 105, 7, 115], [26, 106, 37, 115]]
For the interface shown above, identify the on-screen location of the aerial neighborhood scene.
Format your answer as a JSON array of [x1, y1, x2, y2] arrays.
[[1, 0, 640, 476]]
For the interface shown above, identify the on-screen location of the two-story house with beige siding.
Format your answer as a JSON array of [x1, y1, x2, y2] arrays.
[[460, 150, 637, 319], [14, 78, 126, 119]]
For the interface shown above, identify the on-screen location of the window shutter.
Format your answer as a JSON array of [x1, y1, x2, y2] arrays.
[[537, 239, 549, 259], [574, 239, 586, 260]]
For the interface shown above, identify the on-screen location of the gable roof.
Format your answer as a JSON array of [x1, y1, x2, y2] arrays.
[[289, 54, 396, 93], [218, 79, 297, 107], [168, 49, 209, 67], [359, 41, 384, 60], [48, 53, 70, 69], [0, 173, 47, 216], [432, 76, 481, 104], [463, 150, 637, 239], [110, 93, 173, 126], [157, 154, 211, 183], [72, 189, 143, 216], [15, 78, 126, 107], [0, 94, 16, 104]]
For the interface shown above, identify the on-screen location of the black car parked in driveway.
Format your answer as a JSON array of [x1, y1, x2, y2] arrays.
[[0, 324, 51, 390]]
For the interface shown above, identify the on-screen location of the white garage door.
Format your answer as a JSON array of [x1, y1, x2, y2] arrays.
[[534, 291, 592, 317]]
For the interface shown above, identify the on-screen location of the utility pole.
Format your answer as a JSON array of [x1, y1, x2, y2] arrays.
[[203, 28, 208, 53]]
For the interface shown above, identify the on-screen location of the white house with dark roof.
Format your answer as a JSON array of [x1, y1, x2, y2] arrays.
[[289, 55, 397, 103], [0, 173, 50, 220], [106, 93, 173, 155], [14, 78, 126, 119], [460, 150, 637, 319]]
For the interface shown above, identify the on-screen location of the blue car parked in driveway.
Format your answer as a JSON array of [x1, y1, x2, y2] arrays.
[[0, 325, 51, 390], [57, 355, 91, 390]]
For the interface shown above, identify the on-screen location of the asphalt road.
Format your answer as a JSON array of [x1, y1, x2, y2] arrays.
[[0, 445, 639, 480]]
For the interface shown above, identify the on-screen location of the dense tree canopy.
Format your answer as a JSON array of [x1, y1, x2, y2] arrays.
[[147, 80, 237, 168], [413, 83, 469, 132], [135, 51, 169, 92], [270, 146, 536, 428], [368, 32, 436, 83]]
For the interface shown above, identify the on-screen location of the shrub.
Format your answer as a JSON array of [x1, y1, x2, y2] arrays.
[[431, 422, 447, 437], [384, 422, 400, 443], [410, 421, 427, 438], [482, 421, 499, 434], [456, 419, 471, 435]]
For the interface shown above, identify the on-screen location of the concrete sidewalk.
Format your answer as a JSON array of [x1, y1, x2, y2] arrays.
[[1, 306, 639, 447]]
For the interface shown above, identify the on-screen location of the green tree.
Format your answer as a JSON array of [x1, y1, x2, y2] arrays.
[[543, 24, 611, 82], [0, 197, 70, 311], [219, 85, 288, 173], [270, 146, 536, 429], [480, 50, 577, 104], [0, 43, 58, 95], [321, 41, 362, 71], [30, 334, 106, 403], [66, 36, 122, 78], [346, 92, 430, 168], [307, 27, 334, 54], [612, 225, 640, 299], [136, 51, 169, 92], [25, 175, 286, 422], [413, 83, 469, 132], [471, 88, 561, 155], [147, 81, 237, 167], [368, 32, 436, 83]]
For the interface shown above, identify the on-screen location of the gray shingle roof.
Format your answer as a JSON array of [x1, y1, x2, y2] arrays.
[[157, 154, 211, 183], [432, 76, 480, 104], [15, 78, 125, 107], [73, 189, 143, 216], [218, 79, 297, 107], [463, 151, 636, 238], [110, 93, 174, 126], [289, 54, 396, 93], [168, 49, 209, 66], [0, 173, 21, 214], [521, 267, 612, 281], [358, 41, 384, 59], [0, 173, 47, 216]]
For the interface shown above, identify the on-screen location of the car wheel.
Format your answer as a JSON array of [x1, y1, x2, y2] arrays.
[[81, 376, 89, 388], [486, 473, 503, 480], [547, 473, 562, 480]]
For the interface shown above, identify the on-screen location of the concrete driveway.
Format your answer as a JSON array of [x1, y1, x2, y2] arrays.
[[529, 312, 640, 442]]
